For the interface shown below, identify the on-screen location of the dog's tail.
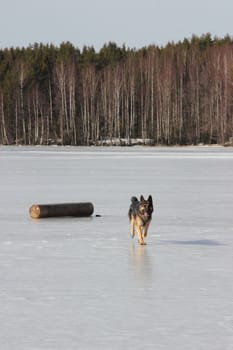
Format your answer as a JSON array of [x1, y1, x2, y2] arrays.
[[128, 196, 138, 221], [131, 196, 138, 203]]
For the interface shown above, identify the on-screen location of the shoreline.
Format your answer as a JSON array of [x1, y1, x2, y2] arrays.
[[0, 143, 231, 148]]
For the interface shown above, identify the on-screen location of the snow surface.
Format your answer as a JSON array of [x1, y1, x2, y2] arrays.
[[0, 146, 233, 350]]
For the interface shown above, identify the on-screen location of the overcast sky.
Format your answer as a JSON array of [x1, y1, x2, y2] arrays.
[[1, 0, 232, 50]]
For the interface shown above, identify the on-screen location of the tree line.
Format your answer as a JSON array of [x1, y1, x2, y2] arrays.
[[0, 34, 233, 146]]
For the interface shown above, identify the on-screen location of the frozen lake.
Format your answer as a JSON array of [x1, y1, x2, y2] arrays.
[[0, 146, 233, 350]]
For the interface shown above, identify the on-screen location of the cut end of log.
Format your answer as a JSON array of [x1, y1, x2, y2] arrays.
[[29, 204, 41, 219]]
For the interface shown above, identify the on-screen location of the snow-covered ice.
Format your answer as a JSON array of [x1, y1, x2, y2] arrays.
[[0, 146, 233, 349]]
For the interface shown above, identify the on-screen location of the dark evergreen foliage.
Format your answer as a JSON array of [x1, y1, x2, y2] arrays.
[[0, 34, 233, 145]]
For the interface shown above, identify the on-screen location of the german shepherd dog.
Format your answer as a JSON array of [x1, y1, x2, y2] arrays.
[[128, 195, 153, 245]]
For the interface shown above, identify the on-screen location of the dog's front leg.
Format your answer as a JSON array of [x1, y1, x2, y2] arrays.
[[135, 224, 145, 245], [143, 221, 151, 238]]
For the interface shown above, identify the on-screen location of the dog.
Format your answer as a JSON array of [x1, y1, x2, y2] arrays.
[[128, 195, 153, 245]]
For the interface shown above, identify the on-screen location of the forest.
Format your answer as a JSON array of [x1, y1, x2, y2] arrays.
[[0, 33, 233, 146]]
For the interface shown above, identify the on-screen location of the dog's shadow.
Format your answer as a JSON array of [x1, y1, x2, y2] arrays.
[[164, 239, 225, 246]]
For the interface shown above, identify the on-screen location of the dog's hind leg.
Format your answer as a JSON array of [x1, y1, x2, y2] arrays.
[[130, 218, 135, 238]]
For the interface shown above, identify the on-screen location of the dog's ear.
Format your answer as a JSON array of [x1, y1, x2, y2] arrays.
[[148, 195, 153, 202], [140, 195, 145, 201], [148, 195, 153, 209]]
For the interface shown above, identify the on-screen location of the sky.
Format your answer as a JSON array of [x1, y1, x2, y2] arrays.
[[0, 0, 232, 51]]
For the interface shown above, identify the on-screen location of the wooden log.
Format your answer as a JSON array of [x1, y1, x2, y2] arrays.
[[29, 202, 94, 219]]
